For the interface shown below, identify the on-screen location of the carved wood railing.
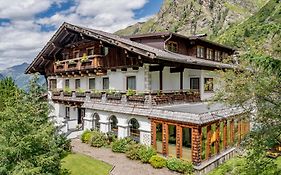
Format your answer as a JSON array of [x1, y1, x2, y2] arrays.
[[54, 55, 105, 73]]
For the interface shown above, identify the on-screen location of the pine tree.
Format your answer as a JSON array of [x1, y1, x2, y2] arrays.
[[0, 76, 69, 175]]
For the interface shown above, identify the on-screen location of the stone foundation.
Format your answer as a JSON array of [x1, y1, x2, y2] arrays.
[[194, 147, 236, 175]]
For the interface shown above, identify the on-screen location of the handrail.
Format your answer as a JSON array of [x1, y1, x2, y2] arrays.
[[55, 55, 105, 64]]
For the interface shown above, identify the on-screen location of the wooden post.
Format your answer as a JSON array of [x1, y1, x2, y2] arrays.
[[206, 125, 211, 159], [162, 123, 168, 156], [215, 122, 220, 154], [180, 71, 183, 90], [176, 125, 182, 158], [223, 120, 228, 149], [237, 119, 241, 145], [230, 119, 234, 145], [151, 121, 157, 150], [192, 127, 202, 165]]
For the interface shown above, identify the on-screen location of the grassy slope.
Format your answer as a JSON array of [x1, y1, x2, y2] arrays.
[[216, 0, 281, 58], [62, 154, 112, 175]]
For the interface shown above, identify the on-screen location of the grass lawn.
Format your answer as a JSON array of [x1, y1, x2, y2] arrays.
[[62, 154, 112, 175]]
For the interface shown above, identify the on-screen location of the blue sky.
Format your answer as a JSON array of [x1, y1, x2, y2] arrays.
[[0, 0, 163, 69]]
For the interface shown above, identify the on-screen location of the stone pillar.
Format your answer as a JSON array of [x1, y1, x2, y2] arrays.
[[162, 123, 168, 156], [99, 121, 110, 133], [143, 64, 151, 91], [117, 124, 129, 139], [176, 125, 182, 158], [83, 109, 93, 131], [206, 125, 211, 159], [223, 120, 228, 149], [192, 127, 202, 165]]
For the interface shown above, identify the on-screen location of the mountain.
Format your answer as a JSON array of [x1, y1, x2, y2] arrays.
[[116, 0, 269, 37], [0, 63, 46, 89], [216, 0, 281, 58], [0, 73, 4, 79]]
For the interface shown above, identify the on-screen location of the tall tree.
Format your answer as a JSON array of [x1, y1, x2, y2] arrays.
[[0, 76, 69, 175], [213, 54, 281, 174]]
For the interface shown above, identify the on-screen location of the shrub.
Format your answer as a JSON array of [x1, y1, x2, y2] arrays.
[[90, 130, 108, 147], [126, 143, 145, 160], [166, 158, 193, 174], [149, 155, 166, 169], [111, 137, 133, 153], [81, 130, 92, 144], [137, 146, 157, 163]]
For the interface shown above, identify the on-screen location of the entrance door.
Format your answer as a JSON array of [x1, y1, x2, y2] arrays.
[[77, 108, 85, 125]]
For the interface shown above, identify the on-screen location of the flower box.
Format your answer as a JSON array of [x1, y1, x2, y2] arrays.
[[52, 91, 61, 96], [127, 95, 145, 103], [63, 92, 72, 97], [107, 94, 122, 100], [76, 92, 86, 98], [90, 93, 102, 99]]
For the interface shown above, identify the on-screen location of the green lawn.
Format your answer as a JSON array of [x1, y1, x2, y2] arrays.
[[62, 154, 112, 175]]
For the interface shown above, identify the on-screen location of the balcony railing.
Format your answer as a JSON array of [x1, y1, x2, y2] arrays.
[[54, 55, 105, 73], [51, 89, 201, 106]]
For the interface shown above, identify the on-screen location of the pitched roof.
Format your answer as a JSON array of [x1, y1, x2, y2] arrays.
[[26, 22, 237, 74]]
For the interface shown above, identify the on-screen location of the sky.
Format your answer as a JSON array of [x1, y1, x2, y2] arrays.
[[0, 0, 163, 69]]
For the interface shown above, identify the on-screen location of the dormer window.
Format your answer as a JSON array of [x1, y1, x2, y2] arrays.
[[197, 46, 205, 58], [73, 50, 80, 58], [167, 41, 178, 52], [207, 48, 214, 60], [87, 47, 94, 56]]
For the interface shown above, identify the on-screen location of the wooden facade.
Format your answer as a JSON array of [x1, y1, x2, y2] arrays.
[[151, 116, 250, 165]]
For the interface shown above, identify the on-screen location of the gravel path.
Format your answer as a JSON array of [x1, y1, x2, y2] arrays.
[[71, 139, 179, 175]]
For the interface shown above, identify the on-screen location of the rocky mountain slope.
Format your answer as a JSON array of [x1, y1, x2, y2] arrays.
[[0, 63, 45, 89], [116, 0, 269, 38], [0, 73, 3, 79], [216, 0, 281, 58]]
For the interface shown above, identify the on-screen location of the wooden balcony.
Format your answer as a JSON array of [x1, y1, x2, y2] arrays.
[[54, 55, 105, 73], [51, 89, 201, 107]]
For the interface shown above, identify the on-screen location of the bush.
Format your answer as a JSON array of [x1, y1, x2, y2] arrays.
[[149, 155, 166, 169], [111, 137, 133, 153], [137, 146, 157, 163], [91, 130, 108, 147], [166, 158, 193, 174], [81, 130, 92, 144], [126, 143, 145, 160]]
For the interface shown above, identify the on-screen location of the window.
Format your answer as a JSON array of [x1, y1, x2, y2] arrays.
[[167, 41, 178, 52], [214, 50, 221, 61], [73, 50, 80, 58], [87, 47, 94, 56], [207, 48, 214, 60], [65, 107, 70, 119], [190, 78, 200, 90], [89, 78, 95, 89], [65, 79, 69, 88], [197, 46, 205, 58], [127, 76, 136, 90], [49, 79, 57, 90], [75, 79, 80, 89], [100, 47, 109, 56], [63, 53, 69, 60], [204, 78, 214, 92], [103, 77, 109, 90]]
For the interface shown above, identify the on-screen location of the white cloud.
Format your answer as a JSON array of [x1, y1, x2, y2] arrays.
[[0, 0, 152, 69]]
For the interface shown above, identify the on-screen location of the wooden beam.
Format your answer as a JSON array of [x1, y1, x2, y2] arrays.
[[170, 67, 184, 73], [230, 119, 234, 145], [215, 122, 220, 154], [149, 65, 164, 72], [159, 68, 163, 91], [176, 125, 182, 158], [223, 120, 228, 150], [180, 71, 183, 90]]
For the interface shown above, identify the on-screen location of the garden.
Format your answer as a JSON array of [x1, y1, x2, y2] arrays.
[[80, 129, 194, 174]]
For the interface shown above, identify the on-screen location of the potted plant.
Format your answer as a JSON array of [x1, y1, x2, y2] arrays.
[[76, 88, 86, 97], [63, 87, 72, 97], [106, 89, 122, 100], [52, 89, 61, 96], [90, 89, 102, 99]]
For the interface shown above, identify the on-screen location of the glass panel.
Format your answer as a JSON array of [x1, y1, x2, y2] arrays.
[[127, 76, 136, 90], [75, 79, 80, 89], [65, 107, 70, 119], [204, 78, 213, 91], [168, 125, 177, 157], [94, 114, 100, 130], [87, 48, 94, 56], [65, 79, 69, 88], [220, 122, 224, 151], [103, 77, 109, 90], [89, 78, 95, 89], [190, 78, 200, 90], [49, 79, 57, 90], [156, 123, 163, 153], [182, 127, 192, 161], [129, 118, 140, 143], [110, 116, 118, 135], [211, 124, 216, 156], [201, 127, 207, 160]]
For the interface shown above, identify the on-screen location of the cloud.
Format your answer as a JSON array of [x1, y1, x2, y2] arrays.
[[0, 0, 152, 69]]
